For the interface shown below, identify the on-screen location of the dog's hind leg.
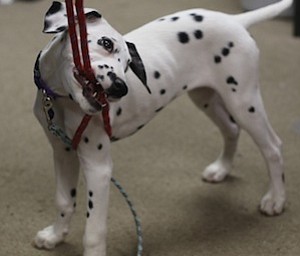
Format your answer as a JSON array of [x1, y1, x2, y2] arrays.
[[221, 86, 285, 216], [33, 143, 80, 249], [188, 88, 240, 183]]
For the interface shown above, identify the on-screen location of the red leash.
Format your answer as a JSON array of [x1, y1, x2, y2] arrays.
[[65, 0, 112, 150]]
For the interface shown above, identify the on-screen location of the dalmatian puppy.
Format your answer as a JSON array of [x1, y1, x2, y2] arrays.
[[33, 1, 292, 255]]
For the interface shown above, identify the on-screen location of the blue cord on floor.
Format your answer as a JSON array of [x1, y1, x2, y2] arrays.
[[111, 177, 143, 256]]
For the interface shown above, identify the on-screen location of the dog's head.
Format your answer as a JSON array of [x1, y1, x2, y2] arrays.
[[41, 1, 150, 114]]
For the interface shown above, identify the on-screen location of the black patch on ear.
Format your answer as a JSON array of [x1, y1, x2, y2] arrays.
[[126, 41, 151, 94], [85, 10, 102, 20], [46, 1, 62, 16], [56, 26, 67, 33], [43, 20, 51, 33]]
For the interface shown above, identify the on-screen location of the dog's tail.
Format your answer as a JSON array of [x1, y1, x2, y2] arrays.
[[235, 0, 293, 28]]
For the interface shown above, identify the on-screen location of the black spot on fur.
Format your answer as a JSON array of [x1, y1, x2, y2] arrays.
[[192, 14, 204, 22], [248, 106, 256, 113], [84, 137, 89, 143], [73, 202, 76, 208], [228, 42, 235, 48], [214, 56, 222, 64], [178, 32, 190, 44], [97, 144, 103, 150], [46, 1, 62, 16], [116, 107, 122, 116], [68, 94, 74, 100], [227, 76, 238, 86], [282, 174, 285, 183], [61, 213, 65, 218], [88, 200, 93, 209], [89, 191, 93, 197], [222, 48, 230, 57], [171, 16, 179, 21], [183, 85, 188, 90], [98, 65, 104, 69], [154, 71, 161, 79], [87, 212, 90, 218], [204, 104, 209, 109], [158, 18, 165, 22], [194, 30, 203, 39], [160, 89, 166, 95], [70, 189, 77, 198]]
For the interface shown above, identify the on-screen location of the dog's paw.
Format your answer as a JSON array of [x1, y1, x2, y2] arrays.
[[202, 161, 229, 183], [260, 190, 286, 216], [33, 225, 68, 250]]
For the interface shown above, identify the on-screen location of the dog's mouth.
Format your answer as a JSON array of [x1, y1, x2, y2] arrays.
[[82, 85, 104, 113], [75, 71, 128, 114]]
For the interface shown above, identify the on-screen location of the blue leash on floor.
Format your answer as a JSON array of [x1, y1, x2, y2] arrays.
[[111, 177, 143, 256]]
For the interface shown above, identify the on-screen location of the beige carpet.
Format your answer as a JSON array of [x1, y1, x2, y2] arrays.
[[0, 0, 300, 255]]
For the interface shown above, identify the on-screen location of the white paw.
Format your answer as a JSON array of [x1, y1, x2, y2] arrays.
[[33, 225, 67, 250], [202, 161, 229, 183], [260, 190, 286, 216]]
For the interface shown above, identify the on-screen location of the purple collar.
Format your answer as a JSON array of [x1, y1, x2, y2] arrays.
[[34, 52, 62, 99]]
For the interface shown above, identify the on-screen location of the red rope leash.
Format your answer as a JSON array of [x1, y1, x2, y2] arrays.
[[65, 0, 83, 74], [65, 0, 112, 150]]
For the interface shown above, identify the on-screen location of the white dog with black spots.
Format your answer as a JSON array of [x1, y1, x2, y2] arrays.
[[33, 1, 292, 255]]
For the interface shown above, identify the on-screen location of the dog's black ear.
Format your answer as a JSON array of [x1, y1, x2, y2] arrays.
[[43, 1, 102, 34], [43, 1, 68, 34], [126, 41, 151, 94]]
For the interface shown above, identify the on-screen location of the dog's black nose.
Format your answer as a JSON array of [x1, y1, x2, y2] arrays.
[[106, 78, 128, 98]]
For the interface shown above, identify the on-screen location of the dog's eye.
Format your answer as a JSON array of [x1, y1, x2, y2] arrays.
[[97, 37, 114, 53]]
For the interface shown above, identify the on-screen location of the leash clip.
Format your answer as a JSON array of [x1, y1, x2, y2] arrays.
[[42, 89, 54, 125]]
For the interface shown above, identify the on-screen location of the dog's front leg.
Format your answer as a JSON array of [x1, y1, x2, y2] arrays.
[[34, 144, 79, 249], [78, 135, 112, 256]]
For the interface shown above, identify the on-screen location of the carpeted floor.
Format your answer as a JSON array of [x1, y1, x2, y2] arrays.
[[0, 0, 300, 255]]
